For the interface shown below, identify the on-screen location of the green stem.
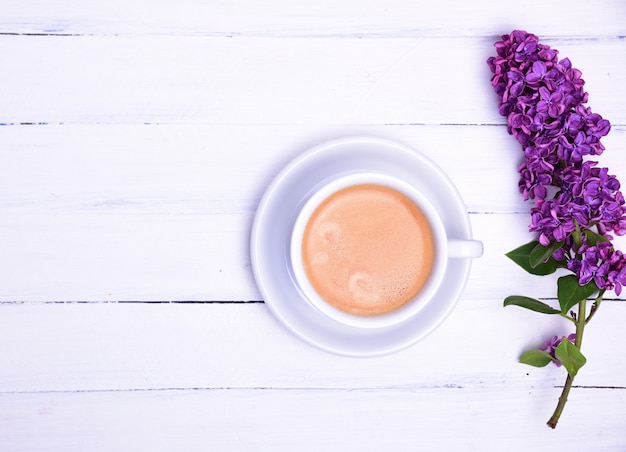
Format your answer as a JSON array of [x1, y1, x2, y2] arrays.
[[546, 297, 587, 429], [585, 289, 605, 325], [574, 297, 586, 348], [559, 312, 577, 324], [547, 373, 574, 429]]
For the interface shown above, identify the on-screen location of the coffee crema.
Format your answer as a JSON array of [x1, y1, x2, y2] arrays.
[[301, 184, 435, 316]]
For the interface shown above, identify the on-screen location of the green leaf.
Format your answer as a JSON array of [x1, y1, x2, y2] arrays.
[[519, 349, 554, 367], [557, 275, 599, 315], [554, 338, 587, 377], [505, 240, 560, 276], [529, 240, 563, 269], [584, 228, 611, 246], [503, 296, 561, 314]]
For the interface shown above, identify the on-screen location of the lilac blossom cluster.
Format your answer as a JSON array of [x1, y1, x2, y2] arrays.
[[487, 30, 626, 294]]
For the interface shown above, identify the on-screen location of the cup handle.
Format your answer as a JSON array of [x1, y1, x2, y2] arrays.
[[448, 239, 483, 259]]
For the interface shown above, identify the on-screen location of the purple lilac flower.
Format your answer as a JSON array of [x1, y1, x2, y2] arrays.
[[541, 334, 577, 366], [567, 241, 626, 295], [528, 161, 626, 244], [486, 31, 611, 169], [567, 241, 613, 286], [530, 194, 577, 245], [488, 30, 626, 291]]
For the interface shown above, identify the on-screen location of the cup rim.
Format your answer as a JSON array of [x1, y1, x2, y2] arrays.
[[289, 171, 448, 329]]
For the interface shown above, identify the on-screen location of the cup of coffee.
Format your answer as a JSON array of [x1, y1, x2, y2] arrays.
[[290, 172, 482, 328]]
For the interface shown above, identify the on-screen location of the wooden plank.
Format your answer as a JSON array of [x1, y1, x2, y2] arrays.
[[0, 212, 258, 302], [1, 124, 625, 215], [1, 301, 624, 393], [1, 386, 625, 451], [1, 210, 625, 302], [1, 0, 625, 38], [0, 36, 624, 125], [0, 123, 520, 214]]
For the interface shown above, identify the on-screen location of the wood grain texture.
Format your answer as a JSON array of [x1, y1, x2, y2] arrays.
[[1, 302, 626, 392], [1, 1, 626, 449], [1, 124, 625, 215], [1, 0, 625, 37], [1, 36, 625, 125], [2, 387, 626, 452]]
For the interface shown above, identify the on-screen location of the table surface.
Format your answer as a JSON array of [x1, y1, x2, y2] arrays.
[[1, 1, 626, 450]]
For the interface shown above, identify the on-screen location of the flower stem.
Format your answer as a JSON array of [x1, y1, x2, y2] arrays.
[[585, 289, 605, 325], [547, 373, 574, 428], [574, 298, 586, 348], [546, 297, 587, 429]]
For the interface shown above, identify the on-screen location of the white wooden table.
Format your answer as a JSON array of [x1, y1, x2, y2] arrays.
[[1, 1, 625, 450]]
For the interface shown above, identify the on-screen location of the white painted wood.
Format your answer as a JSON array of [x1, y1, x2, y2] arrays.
[[2, 211, 626, 302], [1, 124, 625, 215], [2, 387, 625, 452], [1, 0, 626, 447], [1, 0, 625, 38], [1, 301, 625, 392], [0, 36, 624, 126]]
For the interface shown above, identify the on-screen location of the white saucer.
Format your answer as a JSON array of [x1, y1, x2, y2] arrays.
[[250, 136, 477, 357]]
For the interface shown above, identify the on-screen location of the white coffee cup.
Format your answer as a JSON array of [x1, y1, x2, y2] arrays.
[[290, 172, 482, 329]]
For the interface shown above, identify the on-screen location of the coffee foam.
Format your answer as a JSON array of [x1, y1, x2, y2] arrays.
[[302, 184, 435, 316]]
